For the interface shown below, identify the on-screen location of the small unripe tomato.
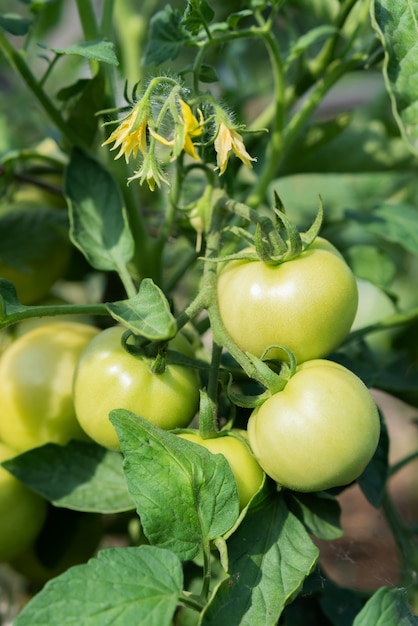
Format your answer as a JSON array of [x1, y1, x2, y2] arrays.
[[0, 322, 99, 452], [0, 442, 47, 562], [217, 237, 358, 363], [177, 429, 264, 509], [73, 326, 201, 451], [248, 359, 380, 492]]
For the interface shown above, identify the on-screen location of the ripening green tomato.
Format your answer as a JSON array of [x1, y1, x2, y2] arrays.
[[73, 326, 201, 451], [177, 429, 264, 509], [217, 237, 358, 363], [0, 442, 47, 562], [351, 278, 397, 352], [247, 359, 380, 492], [0, 322, 99, 452], [0, 206, 72, 305]]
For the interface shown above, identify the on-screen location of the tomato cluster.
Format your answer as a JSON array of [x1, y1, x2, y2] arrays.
[[217, 238, 380, 492], [0, 232, 380, 576]]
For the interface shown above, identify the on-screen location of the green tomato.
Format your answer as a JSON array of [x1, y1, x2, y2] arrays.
[[73, 326, 201, 451], [178, 429, 264, 509], [351, 278, 397, 352], [247, 359, 380, 492], [0, 206, 71, 305], [217, 237, 358, 363], [0, 442, 47, 562], [0, 322, 99, 452]]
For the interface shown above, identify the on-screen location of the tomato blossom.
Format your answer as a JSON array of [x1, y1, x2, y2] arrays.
[[214, 119, 256, 175], [150, 99, 203, 161], [128, 153, 169, 191], [102, 103, 149, 163]]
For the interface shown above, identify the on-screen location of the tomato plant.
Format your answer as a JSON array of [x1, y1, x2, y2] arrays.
[[1, 0, 418, 624], [247, 359, 380, 492], [217, 237, 358, 363], [73, 325, 200, 450], [177, 429, 264, 509], [0, 322, 99, 452], [0, 442, 47, 563]]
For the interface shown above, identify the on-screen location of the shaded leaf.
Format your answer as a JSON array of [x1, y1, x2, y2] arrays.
[[144, 6, 190, 66], [14, 546, 183, 626], [371, 0, 418, 155], [286, 491, 343, 540], [200, 494, 319, 626], [2, 440, 134, 513], [66, 148, 134, 273], [353, 586, 418, 625], [46, 39, 118, 66], [0, 13, 32, 35], [346, 203, 418, 255], [357, 410, 389, 508]]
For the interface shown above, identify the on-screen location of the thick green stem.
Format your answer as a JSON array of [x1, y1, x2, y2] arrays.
[[245, 28, 286, 208], [75, 0, 100, 40], [1, 302, 109, 330]]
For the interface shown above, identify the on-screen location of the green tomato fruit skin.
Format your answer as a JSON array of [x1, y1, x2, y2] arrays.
[[247, 359, 380, 492], [178, 430, 264, 509], [351, 278, 397, 352], [0, 322, 99, 452], [0, 442, 47, 562], [217, 237, 358, 363], [73, 326, 200, 451]]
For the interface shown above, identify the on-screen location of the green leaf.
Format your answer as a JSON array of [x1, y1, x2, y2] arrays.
[[0, 279, 26, 324], [66, 148, 135, 273], [357, 411, 389, 508], [0, 13, 32, 35], [110, 410, 240, 561], [200, 495, 319, 626], [347, 203, 418, 255], [144, 5, 191, 66], [286, 491, 343, 540], [287, 25, 338, 62], [353, 586, 418, 625], [182, 0, 215, 34], [371, 0, 418, 156], [345, 244, 396, 287], [107, 278, 177, 341], [46, 39, 119, 66], [14, 546, 183, 626], [64, 72, 106, 147], [2, 440, 134, 514]]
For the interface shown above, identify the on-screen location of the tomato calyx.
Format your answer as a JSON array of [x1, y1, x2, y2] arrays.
[[204, 194, 324, 267], [225, 346, 297, 409]]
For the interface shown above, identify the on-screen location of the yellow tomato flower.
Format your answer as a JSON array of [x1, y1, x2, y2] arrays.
[[178, 99, 202, 160], [102, 106, 148, 163], [128, 154, 169, 191], [150, 99, 202, 161], [214, 121, 256, 175]]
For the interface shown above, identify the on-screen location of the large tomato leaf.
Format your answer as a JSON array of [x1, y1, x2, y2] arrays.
[[199, 494, 319, 626], [14, 546, 183, 626], [65, 148, 134, 274], [371, 0, 418, 156], [110, 409, 240, 562], [1, 440, 134, 513], [353, 586, 418, 625]]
